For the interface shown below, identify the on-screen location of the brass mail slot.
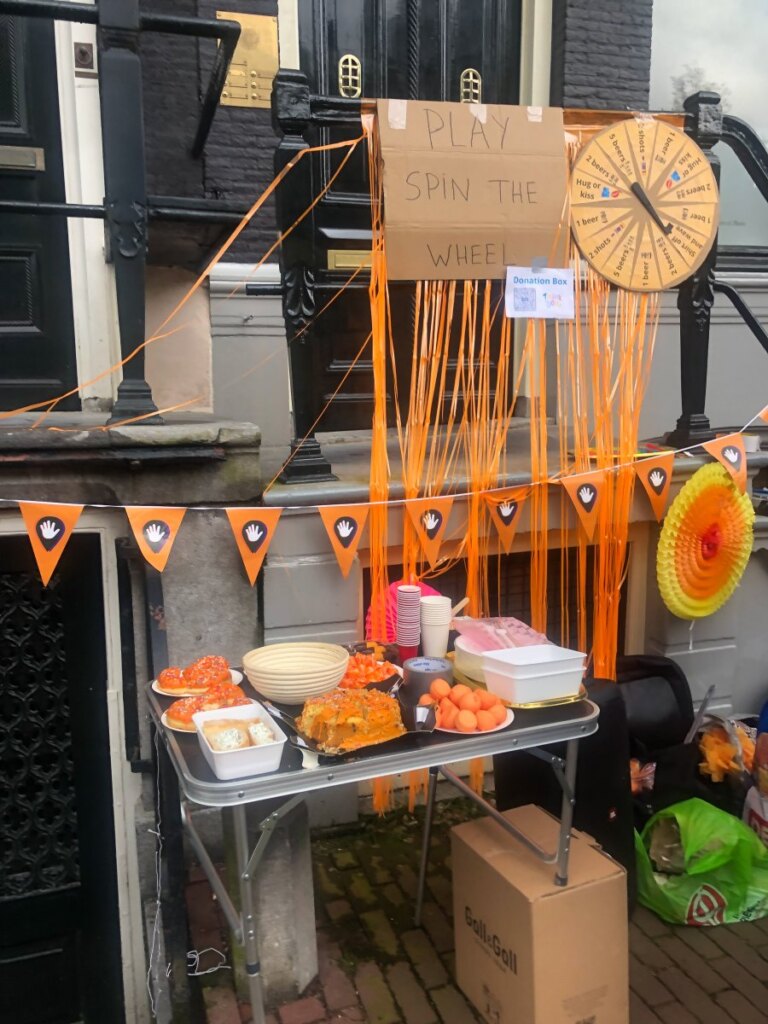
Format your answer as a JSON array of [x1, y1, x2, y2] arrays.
[[0, 145, 45, 172], [327, 249, 372, 271]]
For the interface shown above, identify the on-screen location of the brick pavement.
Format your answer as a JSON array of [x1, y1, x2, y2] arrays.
[[191, 799, 768, 1024]]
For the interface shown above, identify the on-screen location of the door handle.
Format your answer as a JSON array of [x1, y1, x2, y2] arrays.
[[0, 145, 46, 171]]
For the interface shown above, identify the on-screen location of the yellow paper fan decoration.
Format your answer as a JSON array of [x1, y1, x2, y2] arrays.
[[657, 463, 754, 620]]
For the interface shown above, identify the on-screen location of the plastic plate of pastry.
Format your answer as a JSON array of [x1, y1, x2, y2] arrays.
[[152, 655, 243, 696], [258, 687, 434, 758], [161, 686, 256, 733]]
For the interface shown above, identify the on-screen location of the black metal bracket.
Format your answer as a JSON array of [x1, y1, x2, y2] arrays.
[[712, 280, 768, 356]]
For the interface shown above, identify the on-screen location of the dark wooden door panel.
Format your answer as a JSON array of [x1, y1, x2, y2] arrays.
[[0, 15, 78, 410], [288, 0, 521, 434]]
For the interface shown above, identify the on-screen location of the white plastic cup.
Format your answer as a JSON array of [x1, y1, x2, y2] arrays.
[[420, 621, 451, 658]]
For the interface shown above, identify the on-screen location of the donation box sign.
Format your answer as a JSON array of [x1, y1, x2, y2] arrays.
[[377, 99, 568, 281]]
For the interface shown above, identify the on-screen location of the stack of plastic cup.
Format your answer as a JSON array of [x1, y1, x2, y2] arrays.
[[396, 585, 421, 660], [420, 595, 452, 658]]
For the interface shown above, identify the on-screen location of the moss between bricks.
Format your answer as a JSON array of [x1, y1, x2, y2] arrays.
[[311, 799, 483, 976]]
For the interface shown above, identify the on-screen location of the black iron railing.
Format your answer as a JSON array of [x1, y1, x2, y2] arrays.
[[0, 0, 242, 423]]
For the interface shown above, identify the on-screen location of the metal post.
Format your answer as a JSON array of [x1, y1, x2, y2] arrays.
[[98, 0, 161, 423], [666, 91, 722, 447], [554, 739, 579, 886], [414, 766, 439, 926], [271, 69, 336, 482], [233, 805, 266, 1024]]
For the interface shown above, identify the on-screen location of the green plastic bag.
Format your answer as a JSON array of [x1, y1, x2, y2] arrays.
[[635, 798, 768, 925]]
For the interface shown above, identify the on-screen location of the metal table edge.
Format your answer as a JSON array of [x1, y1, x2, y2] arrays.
[[149, 698, 599, 808]]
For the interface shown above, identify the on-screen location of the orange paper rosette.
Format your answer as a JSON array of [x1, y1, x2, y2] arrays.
[[656, 464, 754, 620]]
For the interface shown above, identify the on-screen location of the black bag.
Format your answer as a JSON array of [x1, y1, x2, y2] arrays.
[[494, 677, 636, 908]]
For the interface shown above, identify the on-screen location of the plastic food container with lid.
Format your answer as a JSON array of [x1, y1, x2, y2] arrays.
[[481, 645, 586, 704]]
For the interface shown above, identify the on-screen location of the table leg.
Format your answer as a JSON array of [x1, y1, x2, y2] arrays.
[[414, 766, 439, 927], [233, 804, 266, 1024], [554, 738, 578, 886]]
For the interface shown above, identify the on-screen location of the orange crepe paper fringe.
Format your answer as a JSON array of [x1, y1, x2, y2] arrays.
[[372, 776, 395, 816], [407, 768, 430, 813], [469, 758, 485, 798]]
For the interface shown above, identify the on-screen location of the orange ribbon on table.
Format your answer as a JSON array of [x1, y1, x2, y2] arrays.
[[125, 506, 186, 572], [561, 470, 606, 541], [702, 433, 746, 493], [634, 452, 675, 522], [484, 488, 528, 554], [406, 496, 454, 569], [318, 503, 369, 578], [226, 507, 282, 585], [19, 502, 84, 586]]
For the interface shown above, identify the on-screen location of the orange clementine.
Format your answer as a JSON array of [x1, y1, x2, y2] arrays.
[[441, 703, 459, 729], [476, 709, 495, 731], [430, 677, 452, 700], [456, 709, 478, 732], [458, 691, 481, 713], [489, 703, 507, 725], [477, 689, 499, 710], [418, 693, 435, 706], [449, 683, 470, 706]]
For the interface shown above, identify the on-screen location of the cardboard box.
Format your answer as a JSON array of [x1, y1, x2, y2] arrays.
[[452, 805, 628, 1024], [376, 99, 568, 281]]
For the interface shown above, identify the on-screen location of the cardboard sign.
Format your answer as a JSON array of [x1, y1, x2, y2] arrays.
[[318, 503, 369, 578], [19, 502, 84, 586], [634, 453, 675, 522], [561, 470, 605, 541], [504, 266, 574, 320], [703, 434, 747, 493], [377, 100, 567, 280], [226, 507, 282, 586], [484, 488, 528, 554], [126, 506, 186, 572], [406, 495, 454, 568]]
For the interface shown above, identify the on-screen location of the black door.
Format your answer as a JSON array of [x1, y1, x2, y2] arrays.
[[0, 14, 78, 410], [290, 0, 521, 431], [0, 535, 125, 1024]]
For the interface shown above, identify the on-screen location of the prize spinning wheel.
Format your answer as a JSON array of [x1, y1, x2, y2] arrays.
[[570, 119, 719, 292]]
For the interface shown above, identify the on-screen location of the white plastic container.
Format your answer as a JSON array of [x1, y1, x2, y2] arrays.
[[481, 645, 586, 704], [192, 702, 286, 780], [454, 635, 486, 682]]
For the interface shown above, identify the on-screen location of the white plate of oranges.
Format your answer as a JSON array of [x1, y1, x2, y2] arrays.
[[418, 679, 514, 734]]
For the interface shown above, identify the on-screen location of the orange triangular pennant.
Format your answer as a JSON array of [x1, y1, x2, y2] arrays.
[[702, 434, 746, 493], [634, 453, 675, 522], [561, 470, 606, 541], [759, 405, 768, 424], [484, 488, 528, 554], [226, 507, 282, 586], [406, 496, 454, 568], [19, 502, 84, 586], [125, 506, 186, 572], [318, 504, 369, 578]]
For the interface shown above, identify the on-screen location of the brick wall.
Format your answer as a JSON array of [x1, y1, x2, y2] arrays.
[[141, 0, 279, 263], [551, 0, 653, 110]]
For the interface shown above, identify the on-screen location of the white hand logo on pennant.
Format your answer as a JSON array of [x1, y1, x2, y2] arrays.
[[36, 516, 65, 551], [143, 520, 171, 552], [498, 500, 518, 524], [333, 516, 358, 549], [577, 485, 597, 512], [422, 509, 443, 539], [242, 520, 267, 553], [722, 446, 740, 465], [648, 469, 667, 495], [39, 520, 60, 541]]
